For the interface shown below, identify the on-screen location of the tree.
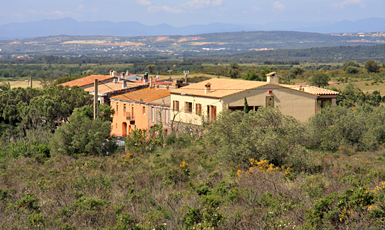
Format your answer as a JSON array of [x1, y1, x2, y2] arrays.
[[228, 62, 240, 78], [0, 82, 10, 92], [242, 69, 260, 81], [289, 66, 305, 76], [364, 59, 381, 73], [205, 108, 305, 166], [308, 71, 330, 87], [50, 106, 113, 156], [343, 61, 360, 71], [345, 66, 359, 74], [244, 97, 250, 113], [146, 65, 157, 74]]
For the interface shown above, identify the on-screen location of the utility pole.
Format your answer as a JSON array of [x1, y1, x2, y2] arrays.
[[30, 76, 32, 88], [94, 79, 98, 119], [183, 70, 189, 84]]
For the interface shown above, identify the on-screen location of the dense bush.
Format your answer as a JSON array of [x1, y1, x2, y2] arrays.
[[205, 108, 306, 167], [307, 105, 385, 151], [50, 106, 113, 157]]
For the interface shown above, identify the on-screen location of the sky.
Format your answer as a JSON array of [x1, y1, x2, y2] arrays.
[[1, 0, 384, 26]]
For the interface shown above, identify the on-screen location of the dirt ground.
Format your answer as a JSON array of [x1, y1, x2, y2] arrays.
[[1, 80, 43, 89]]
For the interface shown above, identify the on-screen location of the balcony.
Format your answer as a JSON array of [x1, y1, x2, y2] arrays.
[[125, 112, 135, 121]]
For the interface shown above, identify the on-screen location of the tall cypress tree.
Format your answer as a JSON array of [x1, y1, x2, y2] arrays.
[[244, 96, 250, 113]]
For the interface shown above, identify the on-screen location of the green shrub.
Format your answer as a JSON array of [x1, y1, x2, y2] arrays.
[[27, 213, 44, 227], [182, 206, 202, 228], [50, 107, 112, 156], [206, 108, 306, 166], [307, 105, 385, 151]]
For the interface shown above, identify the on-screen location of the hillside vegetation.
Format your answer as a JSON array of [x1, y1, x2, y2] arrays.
[[1, 31, 384, 59], [2, 79, 385, 228]]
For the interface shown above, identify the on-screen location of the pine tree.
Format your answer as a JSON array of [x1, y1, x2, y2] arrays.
[[244, 97, 250, 113]]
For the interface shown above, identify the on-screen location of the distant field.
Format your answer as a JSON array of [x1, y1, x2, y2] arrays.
[[0, 80, 43, 89], [327, 80, 385, 94], [155, 73, 228, 80]]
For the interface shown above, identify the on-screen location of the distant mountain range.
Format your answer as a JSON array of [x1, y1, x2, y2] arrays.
[[1, 17, 385, 40]]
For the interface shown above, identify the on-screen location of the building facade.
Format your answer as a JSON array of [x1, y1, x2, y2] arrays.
[[170, 74, 339, 126], [110, 88, 171, 137]]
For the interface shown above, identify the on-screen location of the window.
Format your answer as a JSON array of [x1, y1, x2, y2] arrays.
[[151, 107, 155, 123], [196, 103, 202, 115], [123, 104, 126, 112], [173, 100, 179, 111], [165, 109, 169, 124], [266, 96, 274, 108], [207, 105, 217, 122], [185, 102, 193, 113], [143, 106, 146, 115], [116, 102, 119, 115]]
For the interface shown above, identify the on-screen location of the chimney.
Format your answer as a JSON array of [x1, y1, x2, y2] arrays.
[[118, 75, 121, 81], [144, 72, 149, 82], [266, 72, 279, 84], [113, 78, 117, 84], [126, 70, 130, 76], [110, 70, 113, 76], [205, 83, 211, 94], [122, 80, 126, 88], [121, 72, 125, 78], [150, 78, 153, 88]]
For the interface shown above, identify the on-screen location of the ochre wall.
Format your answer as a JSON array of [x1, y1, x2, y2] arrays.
[[171, 84, 336, 124], [170, 94, 224, 126], [110, 100, 149, 137], [223, 85, 318, 122]]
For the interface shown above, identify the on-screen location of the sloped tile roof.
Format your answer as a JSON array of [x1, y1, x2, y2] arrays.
[[303, 86, 340, 95], [279, 84, 339, 96], [170, 78, 269, 98], [58, 75, 115, 87], [171, 79, 339, 98], [85, 81, 147, 94], [111, 88, 171, 103]]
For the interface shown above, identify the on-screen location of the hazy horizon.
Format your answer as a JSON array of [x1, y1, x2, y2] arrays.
[[1, 0, 384, 27]]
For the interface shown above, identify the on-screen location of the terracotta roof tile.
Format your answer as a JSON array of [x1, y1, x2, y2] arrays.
[[111, 88, 170, 103], [171, 78, 269, 98], [58, 75, 115, 87], [280, 84, 339, 96], [171, 79, 339, 98], [85, 81, 147, 94], [303, 86, 340, 95]]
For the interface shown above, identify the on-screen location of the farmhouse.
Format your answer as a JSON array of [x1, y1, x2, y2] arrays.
[[170, 72, 339, 125]]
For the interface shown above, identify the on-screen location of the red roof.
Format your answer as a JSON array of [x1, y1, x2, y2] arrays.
[[111, 88, 170, 103], [58, 75, 115, 88]]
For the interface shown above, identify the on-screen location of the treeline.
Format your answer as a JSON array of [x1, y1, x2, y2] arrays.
[[201, 44, 385, 63]]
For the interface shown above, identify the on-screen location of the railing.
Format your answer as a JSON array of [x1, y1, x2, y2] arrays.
[[125, 112, 135, 120]]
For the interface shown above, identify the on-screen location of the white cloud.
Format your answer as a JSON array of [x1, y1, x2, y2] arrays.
[[332, 0, 363, 8], [77, 4, 85, 12], [146, 0, 224, 14], [147, 5, 183, 14], [137, 0, 151, 6], [212, 0, 223, 6], [273, 1, 286, 10], [179, 0, 211, 10], [27, 10, 67, 16]]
